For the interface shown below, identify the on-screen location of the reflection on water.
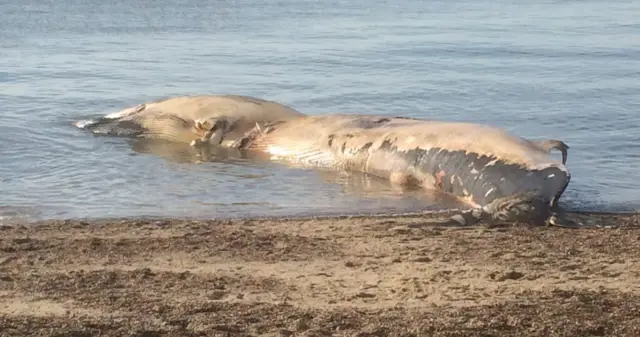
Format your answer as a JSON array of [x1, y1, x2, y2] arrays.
[[128, 137, 466, 211], [128, 138, 250, 165]]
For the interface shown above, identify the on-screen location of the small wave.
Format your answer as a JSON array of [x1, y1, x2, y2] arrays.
[[0, 205, 41, 225]]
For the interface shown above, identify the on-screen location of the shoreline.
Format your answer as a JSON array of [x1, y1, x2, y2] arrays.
[[1, 213, 639, 336], [4, 208, 639, 228]]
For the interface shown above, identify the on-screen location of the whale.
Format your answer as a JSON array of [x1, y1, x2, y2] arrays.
[[74, 95, 306, 145], [75, 95, 572, 226], [220, 114, 571, 226]]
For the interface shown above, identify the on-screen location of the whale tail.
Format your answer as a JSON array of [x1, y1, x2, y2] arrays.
[[532, 139, 569, 164]]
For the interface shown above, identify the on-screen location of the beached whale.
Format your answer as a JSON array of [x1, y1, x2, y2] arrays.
[[217, 114, 571, 226], [75, 95, 571, 226], [74, 95, 305, 145]]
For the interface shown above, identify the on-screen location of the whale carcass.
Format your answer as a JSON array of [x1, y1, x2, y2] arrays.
[[223, 114, 571, 226], [75, 96, 571, 226]]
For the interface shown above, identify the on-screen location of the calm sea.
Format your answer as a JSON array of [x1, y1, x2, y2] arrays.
[[1, 0, 639, 223]]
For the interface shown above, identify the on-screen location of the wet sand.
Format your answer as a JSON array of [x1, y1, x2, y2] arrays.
[[1, 212, 639, 337]]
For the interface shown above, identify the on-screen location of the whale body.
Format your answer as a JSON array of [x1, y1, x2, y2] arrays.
[[230, 114, 571, 225], [75, 95, 571, 225], [75, 95, 305, 145]]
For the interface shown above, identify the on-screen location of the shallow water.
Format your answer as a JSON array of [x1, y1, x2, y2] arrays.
[[1, 0, 639, 222]]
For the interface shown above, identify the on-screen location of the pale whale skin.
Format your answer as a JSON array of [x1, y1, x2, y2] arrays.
[[242, 114, 571, 225], [75, 95, 305, 145]]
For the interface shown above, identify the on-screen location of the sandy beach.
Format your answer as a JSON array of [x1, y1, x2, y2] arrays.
[[1, 212, 639, 337]]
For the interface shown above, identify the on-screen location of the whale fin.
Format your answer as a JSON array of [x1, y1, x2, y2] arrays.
[[190, 118, 231, 147], [532, 139, 569, 164]]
